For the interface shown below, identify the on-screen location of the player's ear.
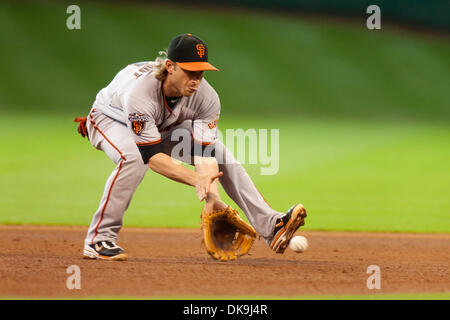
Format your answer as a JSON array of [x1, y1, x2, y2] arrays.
[[166, 60, 176, 74]]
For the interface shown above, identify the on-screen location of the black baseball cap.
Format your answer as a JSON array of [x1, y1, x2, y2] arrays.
[[167, 33, 219, 71]]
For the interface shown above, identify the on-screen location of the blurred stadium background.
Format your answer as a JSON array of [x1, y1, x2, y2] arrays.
[[0, 0, 449, 232]]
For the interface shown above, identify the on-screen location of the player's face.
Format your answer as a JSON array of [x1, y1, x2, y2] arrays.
[[169, 63, 204, 97]]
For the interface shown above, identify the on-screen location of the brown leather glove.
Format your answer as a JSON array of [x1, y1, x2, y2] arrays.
[[201, 206, 257, 261], [74, 117, 88, 138]]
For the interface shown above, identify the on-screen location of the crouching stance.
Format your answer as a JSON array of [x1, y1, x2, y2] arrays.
[[74, 34, 306, 261]]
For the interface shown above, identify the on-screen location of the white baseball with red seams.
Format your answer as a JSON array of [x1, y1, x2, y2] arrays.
[[289, 235, 308, 253]]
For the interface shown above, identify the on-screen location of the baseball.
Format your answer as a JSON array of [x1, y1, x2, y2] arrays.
[[289, 236, 308, 253]]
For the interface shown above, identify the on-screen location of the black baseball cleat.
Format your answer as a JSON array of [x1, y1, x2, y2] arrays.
[[269, 204, 307, 254], [83, 241, 128, 261]]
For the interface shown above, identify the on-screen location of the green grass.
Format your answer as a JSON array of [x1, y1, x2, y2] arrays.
[[0, 1, 449, 233], [1, 114, 449, 233]]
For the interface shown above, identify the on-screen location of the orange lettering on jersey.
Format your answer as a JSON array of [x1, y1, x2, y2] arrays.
[[208, 120, 218, 129], [139, 66, 151, 73], [196, 44, 205, 58]]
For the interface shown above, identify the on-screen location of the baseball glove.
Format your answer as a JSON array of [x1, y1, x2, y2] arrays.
[[201, 206, 257, 261], [74, 117, 88, 138]]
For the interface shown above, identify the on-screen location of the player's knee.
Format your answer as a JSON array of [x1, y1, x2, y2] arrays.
[[123, 151, 147, 167], [214, 143, 239, 166], [120, 155, 147, 180]]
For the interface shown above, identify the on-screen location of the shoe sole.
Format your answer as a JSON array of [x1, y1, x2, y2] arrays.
[[83, 247, 128, 261], [270, 204, 307, 254]]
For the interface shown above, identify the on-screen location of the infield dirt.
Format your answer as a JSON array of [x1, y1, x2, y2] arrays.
[[0, 226, 449, 298]]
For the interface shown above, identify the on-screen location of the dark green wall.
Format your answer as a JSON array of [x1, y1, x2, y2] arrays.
[[187, 0, 450, 30]]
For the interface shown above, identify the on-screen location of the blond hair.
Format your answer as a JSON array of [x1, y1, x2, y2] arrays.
[[152, 50, 168, 80]]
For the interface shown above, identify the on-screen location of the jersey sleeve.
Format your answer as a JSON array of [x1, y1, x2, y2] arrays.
[[124, 94, 161, 145], [124, 94, 163, 163], [192, 96, 221, 146]]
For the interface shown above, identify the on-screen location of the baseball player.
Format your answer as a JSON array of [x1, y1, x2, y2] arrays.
[[75, 34, 306, 261]]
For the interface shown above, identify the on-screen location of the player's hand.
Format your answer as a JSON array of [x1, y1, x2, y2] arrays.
[[195, 171, 223, 201]]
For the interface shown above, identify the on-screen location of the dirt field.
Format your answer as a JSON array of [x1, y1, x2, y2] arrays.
[[0, 225, 449, 298]]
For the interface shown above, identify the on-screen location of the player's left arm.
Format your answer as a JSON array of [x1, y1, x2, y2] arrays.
[[191, 93, 220, 159], [194, 156, 222, 205], [192, 96, 225, 210]]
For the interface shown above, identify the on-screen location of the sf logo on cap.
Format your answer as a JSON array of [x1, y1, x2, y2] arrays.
[[196, 44, 205, 58]]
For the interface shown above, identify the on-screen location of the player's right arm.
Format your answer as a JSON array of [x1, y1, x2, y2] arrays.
[[147, 153, 222, 201]]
